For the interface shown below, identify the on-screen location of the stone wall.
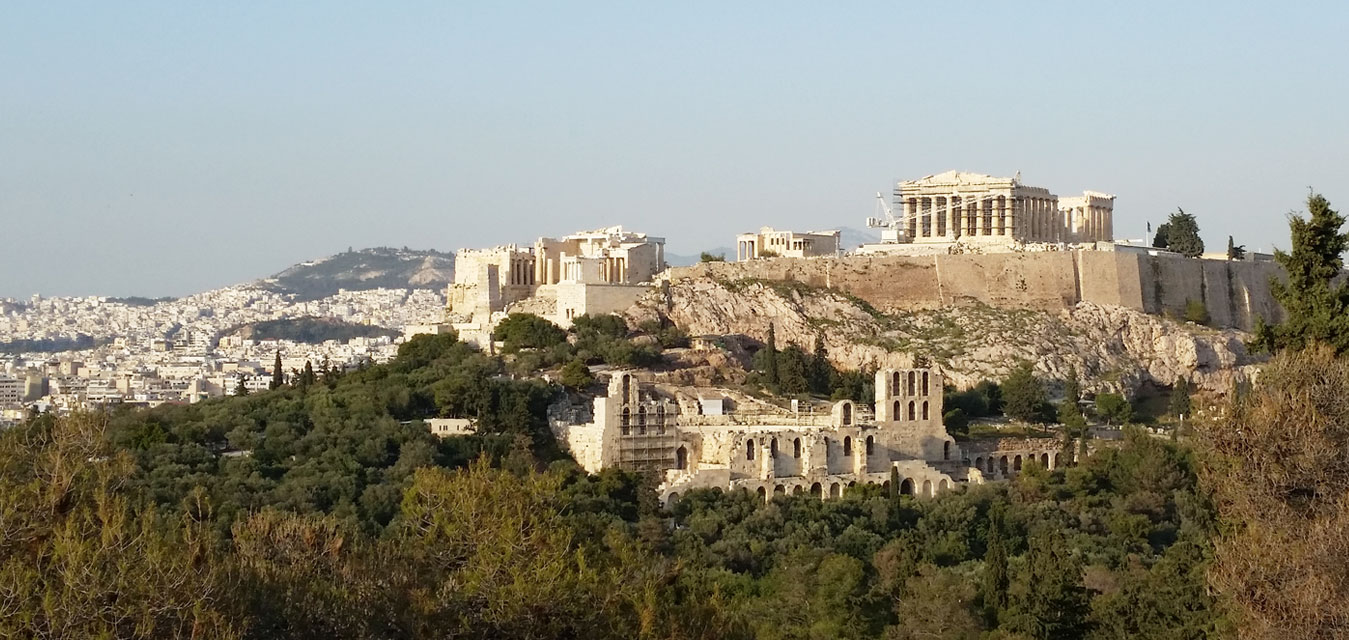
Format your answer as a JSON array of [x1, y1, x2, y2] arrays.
[[672, 252, 1284, 331]]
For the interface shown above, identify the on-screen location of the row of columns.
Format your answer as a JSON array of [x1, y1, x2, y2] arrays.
[[735, 239, 757, 261], [507, 258, 536, 285], [1065, 206, 1114, 242], [904, 194, 1081, 243]]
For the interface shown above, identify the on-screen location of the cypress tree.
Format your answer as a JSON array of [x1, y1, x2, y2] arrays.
[[302, 361, 316, 388], [764, 323, 779, 386], [810, 333, 832, 394], [982, 504, 1010, 626], [1005, 527, 1093, 639], [1062, 366, 1081, 415], [1253, 191, 1349, 354], [1169, 377, 1192, 419], [234, 375, 248, 396], [270, 351, 283, 390]]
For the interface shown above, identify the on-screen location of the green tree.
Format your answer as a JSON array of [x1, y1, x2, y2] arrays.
[[1152, 221, 1172, 249], [558, 358, 593, 390], [271, 351, 284, 390], [1095, 393, 1132, 425], [1183, 299, 1211, 325], [777, 345, 811, 394], [699, 251, 726, 262], [1004, 527, 1093, 639], [1062, 365, 1081, 411], [763, 323, 779, 386], [1227, 235, 1247, 261], [1252, 191, 1349, 354], [494, 313, 569, 352], [235, 375, 249, 396], [982, 504, 1010, 625], [1158, 208, 1204, 257], [1001, 362, 1046, 423], [1169, 377, 1192, 420], [811, 333, 834, 394]]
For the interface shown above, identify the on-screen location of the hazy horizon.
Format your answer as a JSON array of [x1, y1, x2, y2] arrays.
[[5, 2, 1346, 298]]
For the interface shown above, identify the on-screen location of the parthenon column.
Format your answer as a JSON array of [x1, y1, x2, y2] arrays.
[[1005, 197, 1016, 239]]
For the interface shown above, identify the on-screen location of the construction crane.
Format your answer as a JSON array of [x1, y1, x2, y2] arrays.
[[866, 192, 904, 243]]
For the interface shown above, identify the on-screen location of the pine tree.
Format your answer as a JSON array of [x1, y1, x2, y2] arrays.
[[1227, 235, 1246, 261], [234, 375, 248, 396], [1001, 362, 1046, 423], [1253, 191, 1349, 354], [270, 351, 283, 390]]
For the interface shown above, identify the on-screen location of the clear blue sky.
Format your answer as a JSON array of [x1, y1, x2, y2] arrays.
[[3, 2, 1346, 298]]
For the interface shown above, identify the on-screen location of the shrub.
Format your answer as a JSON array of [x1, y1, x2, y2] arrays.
[[1183, 299, 1210, 326]]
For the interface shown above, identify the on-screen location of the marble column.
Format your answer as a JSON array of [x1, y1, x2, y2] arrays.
[[1004, 197, 1015, 239]]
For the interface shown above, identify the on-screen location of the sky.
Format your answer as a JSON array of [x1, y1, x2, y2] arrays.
[[3, 1, 1346, 298]]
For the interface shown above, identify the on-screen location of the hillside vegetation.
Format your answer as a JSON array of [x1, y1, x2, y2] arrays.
[[0, 332, 1226, 639]]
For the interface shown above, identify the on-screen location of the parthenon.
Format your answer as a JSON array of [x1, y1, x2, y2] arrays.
[[878, 170, 1114, 247]]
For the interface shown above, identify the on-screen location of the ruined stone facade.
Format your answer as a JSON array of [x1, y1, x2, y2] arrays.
[[866, 170, 1114, 251], [552, 369, 1065, 503]]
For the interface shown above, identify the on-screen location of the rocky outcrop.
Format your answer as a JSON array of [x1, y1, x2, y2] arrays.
[[627, 275, 1262, 396]]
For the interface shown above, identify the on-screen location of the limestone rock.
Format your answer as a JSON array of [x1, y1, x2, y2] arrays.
[[629, 275, 1263, 396]]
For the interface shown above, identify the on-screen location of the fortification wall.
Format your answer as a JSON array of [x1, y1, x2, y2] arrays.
[[672, 251, 1284, 331]]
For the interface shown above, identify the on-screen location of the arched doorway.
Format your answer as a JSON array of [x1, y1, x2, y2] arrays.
[[675, 446, 688, 470], [900, 479, 914, 495], [811, 482, 822, 498], [922, 480, 933, 497], [829, 483, 841, 498]]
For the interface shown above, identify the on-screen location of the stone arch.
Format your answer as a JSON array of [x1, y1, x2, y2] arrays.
[[1014, 455, 1022, 471], [922, 401, 929, 420], [1053, 452, 1061, 469], [893, 400, 902, 419], [1041, 453, 1050, 467], [866, 435, 875, 456], [667, 491, 679, 504], [843, 436, 853, 457], [938, 479, 949, 492], [842, 403, 853, 425], [943, 441, 950, 460], [891, 371, 900, 395], [974, 456, 984, 471], [621, 374, 630, 401], [621, 408, 630, 433], [829, 482, 841, 498], [793, 437, 802, 458], [792, 485, 804, 495], [900, 478, 914, 495], [676, 446, 688, 470], [746, 439, 755, 461], [987, 457, 997, 473], [773, 485, 786, 496], [907, 401, 916, 421], [922, 479, 933, 497], [908, 371, 916, 395], [922, 371, 929, 395], [770, 438, 779, 459], [756, 486, 766, 501], [637, 406, 646, 426], [999, 456, 1009, 474], [810, 482, 822, 498]]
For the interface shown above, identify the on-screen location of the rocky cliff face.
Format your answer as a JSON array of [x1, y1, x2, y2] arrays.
[[627, 276, 1261, 395]]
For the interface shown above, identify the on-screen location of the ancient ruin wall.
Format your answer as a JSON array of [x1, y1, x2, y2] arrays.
[[672, 252, 1284, 331]]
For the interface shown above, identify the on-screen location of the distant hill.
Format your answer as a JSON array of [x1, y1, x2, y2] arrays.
[[259, 247, 454, 300], [224, 317, 399, 344]]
